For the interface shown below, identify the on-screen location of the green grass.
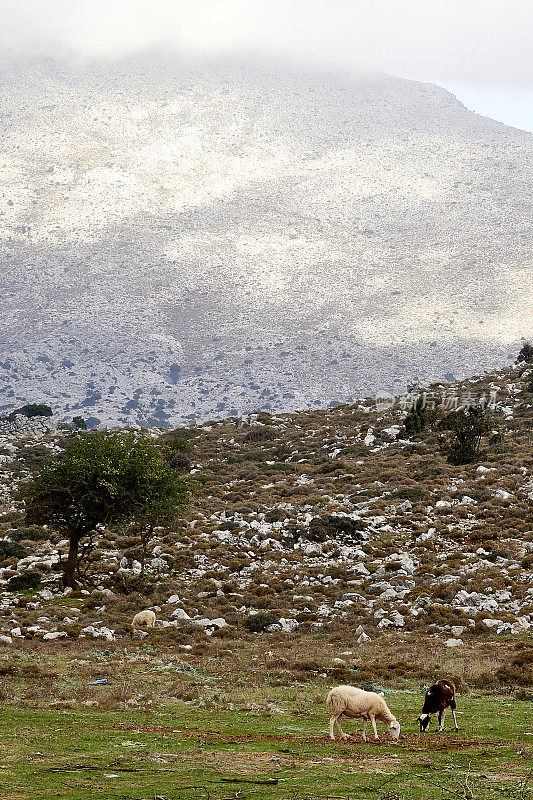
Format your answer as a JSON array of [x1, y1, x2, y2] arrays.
[[3, 692, 532, 800]]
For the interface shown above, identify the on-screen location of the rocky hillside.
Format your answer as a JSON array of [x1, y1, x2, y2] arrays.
[[0, 364, 531, 663], [0, 54, 532, 426]]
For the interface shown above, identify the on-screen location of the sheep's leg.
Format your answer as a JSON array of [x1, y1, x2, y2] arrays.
[[362, 719, 367, 742], [452, 709, 459, 730], [336, 716, 350, 741], [437, 709, 446, 732], [329, 715, 336, 740], [370, 715, 379, 740]]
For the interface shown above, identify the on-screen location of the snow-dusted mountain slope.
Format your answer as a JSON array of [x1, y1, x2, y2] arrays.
[[0, 55, 531, 426]]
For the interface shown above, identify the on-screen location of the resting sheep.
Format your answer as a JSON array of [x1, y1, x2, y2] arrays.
[[327, 685, 400, 742], [132, 609, 156, 628], [418, 679, 458, 732]]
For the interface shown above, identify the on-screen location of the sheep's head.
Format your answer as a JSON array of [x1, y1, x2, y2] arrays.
[[388, 720, 401, 741], [418, 714, 431, 732]]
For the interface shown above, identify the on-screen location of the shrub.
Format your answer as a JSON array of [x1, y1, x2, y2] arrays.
[[9, 404, 53, 419], [72, 416, 87, 430], [496, 645, 533, 686], [264, 509, 287, 523], [393, 487, 429, 503], [9, 526, 49, 542], [243, 427, 277, 443], [244, 613, 278, 633], [0, 540, 26, 559], [517, 341, 533, 363], [439, 406, 491, 465], [7, 571, 42, 591], [308, 515, 366, 542]]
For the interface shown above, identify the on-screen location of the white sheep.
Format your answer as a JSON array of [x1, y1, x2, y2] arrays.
[[327, 685, 400, 742], [132, 609, 156, 628]]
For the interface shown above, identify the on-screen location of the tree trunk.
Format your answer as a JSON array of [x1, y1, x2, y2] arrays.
[[63, 532, 83, 588]]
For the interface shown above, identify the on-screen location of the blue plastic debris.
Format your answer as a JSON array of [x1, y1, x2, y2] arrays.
[[88, 679, 108, 685]]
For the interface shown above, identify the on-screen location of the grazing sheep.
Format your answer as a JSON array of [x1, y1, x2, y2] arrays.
[[418, 679, 458, 732], [327, 685, 401, 742], [132, 609, 156, 629]]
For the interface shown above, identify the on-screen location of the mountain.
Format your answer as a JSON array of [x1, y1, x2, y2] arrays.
[[0, 54, 531, 426]]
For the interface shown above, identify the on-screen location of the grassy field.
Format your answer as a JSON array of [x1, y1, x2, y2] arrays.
[[3, 690, 532, 800]]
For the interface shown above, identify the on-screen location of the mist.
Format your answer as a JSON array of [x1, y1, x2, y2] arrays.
[[1, 0, 532, 88]]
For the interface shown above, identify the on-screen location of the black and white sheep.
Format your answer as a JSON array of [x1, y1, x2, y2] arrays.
[[327, 685, 400, 742], [418, 679, 458, 732]]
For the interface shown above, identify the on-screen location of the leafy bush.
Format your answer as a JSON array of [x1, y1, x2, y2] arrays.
[[9, 526, 49, 542], [517, 341, 533, 363], [0, 540, 26, 559], [496, 645, 533, 686], [7, 571, 42, 591], [244, 613, 278, 632], [393, 487, 429, 503], [9, 404, 52, 419], [243, 427, 277, 443], [439, 406, 491, 464], [264, 509, 287, 523], [72, 416, 87, 430], [401, 397, 440, 437], [308, 515, 366, 542]]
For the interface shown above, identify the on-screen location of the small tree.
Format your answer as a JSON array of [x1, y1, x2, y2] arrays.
[[22, 431, 188, 587], [72, 416, 88, 430], [438, 406, 491, 465], [401, 396, 440, 437], [517, 341, 533, 364]]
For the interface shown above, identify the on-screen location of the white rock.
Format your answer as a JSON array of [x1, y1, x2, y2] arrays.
[[0, 635, 13, 644], [150, 557, 168, 571], [80, 625, 115, 641], [166, 594, 180, 604], [494, 490, 512, 499], [278, 618, 299, 633], [171, 608, 191, 621], [364, 428, 375, 446], [357, 632, 371, 644], [43, 631, 68, 640], [445, 638, 463, 647]]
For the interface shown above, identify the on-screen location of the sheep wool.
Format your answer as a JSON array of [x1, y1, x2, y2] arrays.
[[132, 609, 156, 628], [327, 685, 400, 742]]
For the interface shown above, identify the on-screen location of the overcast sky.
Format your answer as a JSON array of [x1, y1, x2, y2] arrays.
[[1, 0, 532, 131]]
